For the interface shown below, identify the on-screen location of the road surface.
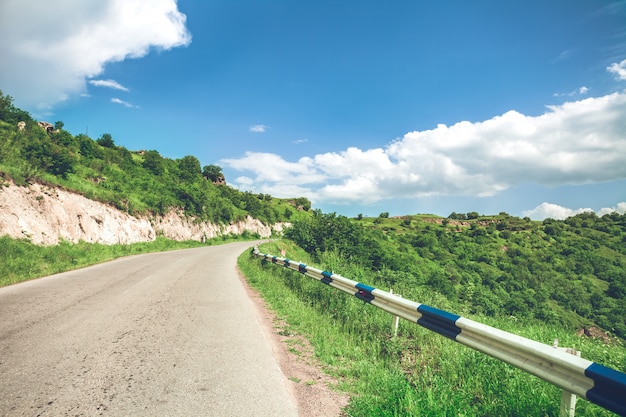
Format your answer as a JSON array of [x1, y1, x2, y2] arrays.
[[0, 242, 299, 416]]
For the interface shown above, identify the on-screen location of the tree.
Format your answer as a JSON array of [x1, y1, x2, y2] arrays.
[[54, 121, 64, 131], [0, 90, 32, 125], [294, 197, 311, 211], [178, 155, 201, 181], [96, 133, 115, 148], [202, 164, 224, 182], [78, 135, 103, 159], [448, 212, 467, 220], [48, 146, 76, 178], [379, 212, 390, 218], [143, 150, 164, 176]]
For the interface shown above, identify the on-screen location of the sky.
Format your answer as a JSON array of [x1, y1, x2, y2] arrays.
[[1, 0, 625, 220]]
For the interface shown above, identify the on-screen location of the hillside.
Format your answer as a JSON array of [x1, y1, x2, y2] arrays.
[[284, 210, 626, 340], [239, 212, 626, 415], [0, 90, 311, 245]]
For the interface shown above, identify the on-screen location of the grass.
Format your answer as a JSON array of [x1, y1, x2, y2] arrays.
[[239, 240, 626, 416], [0, 234, 260, 287]]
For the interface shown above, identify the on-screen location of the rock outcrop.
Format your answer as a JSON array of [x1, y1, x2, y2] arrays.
[[0, 182, 288, 245]]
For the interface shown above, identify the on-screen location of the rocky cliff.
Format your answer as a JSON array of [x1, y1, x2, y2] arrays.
[[0, 182, 288, 245]]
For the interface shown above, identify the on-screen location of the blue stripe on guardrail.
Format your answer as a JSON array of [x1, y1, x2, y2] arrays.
[[272, 256, 278, 263], [284, 259, 290, 268], [321, 271, 333, 285], [416, 304, 462, 340], [299, 263, 307, 274], [355, 282, 375, 303], [584, 362, 626, 416]]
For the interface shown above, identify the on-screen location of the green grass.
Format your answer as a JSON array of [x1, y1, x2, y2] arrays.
[[0, 234, 259, 287], [239, 240, 626, 416]]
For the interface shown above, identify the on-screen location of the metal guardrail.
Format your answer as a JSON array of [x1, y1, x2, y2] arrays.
[[252, 247, 626, 416]]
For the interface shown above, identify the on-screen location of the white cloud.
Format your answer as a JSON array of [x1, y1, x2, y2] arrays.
[[233, 176, 254, 186], [111, 98, 137, 108], [292, 139, 308, 144], [607, 59, 626, 81], [89, 79, 129, 92], [523, 201, 626, 220], [597, 202, 626, 217], [522, 203, 593, 220], [249, 124, 270, 133], [553, 86, 590, 97], [0, 0, 191, 110], [222, 92, 626, 204], [552, 49, 573, 63]]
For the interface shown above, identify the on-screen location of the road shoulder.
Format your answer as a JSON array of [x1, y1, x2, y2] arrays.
[[237, 267, 350, 417]]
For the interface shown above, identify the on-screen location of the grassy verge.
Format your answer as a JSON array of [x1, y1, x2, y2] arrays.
[[0, 233, 259, 287], [239, 240, 626, 416]]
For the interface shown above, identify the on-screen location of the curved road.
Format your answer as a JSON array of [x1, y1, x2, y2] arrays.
[[0, 242, 298, 416]]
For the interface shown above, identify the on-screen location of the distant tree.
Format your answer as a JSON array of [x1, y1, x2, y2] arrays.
[[78, 135, 103, 159], [379, 212, 390, 218], [202, 164, 224, 182], [0, 90, 32, 124], [356, 213, 363, 220], [52, 130, 76, 148], [96, 133, 115, 148], [178, 155, 201, 181], [48, 147, 76, 178], [54, 121, 64, 131], [467, 211, 480, 220], [143, 150, 164, 176], [448, 212, 467, 220], [294, 197, 311, 211]]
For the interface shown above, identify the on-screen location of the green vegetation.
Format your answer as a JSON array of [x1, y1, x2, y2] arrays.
[[240, 240, 625, 416], [0, 90, 310, 225], [240, 210, 626, 415], [0, 234, 262, 287], [284, 210, 626, 339]]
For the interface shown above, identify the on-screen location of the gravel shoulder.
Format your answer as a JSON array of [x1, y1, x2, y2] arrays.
[[238, 268, 351, 417]]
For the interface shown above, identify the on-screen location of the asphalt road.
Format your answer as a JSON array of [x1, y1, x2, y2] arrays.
[[0, 241, 299, 416]]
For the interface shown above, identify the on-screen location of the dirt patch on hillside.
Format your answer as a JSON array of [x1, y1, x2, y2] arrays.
[[238, 269, 350, 416]]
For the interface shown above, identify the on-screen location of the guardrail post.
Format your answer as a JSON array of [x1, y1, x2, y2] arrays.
[[390, 289, 400, 338], [554, 339, 580, 417]]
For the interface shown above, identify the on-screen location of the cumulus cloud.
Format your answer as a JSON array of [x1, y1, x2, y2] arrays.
[[249, 124, 270, 133], [111, 98, 137, 108], [522, 203, 593, 220], [89, 79, 129, 92], [597, 202, 626, 217], [607, 59, 626, 80], [222, 92, 626, 204], [0, 0, 191, 110], [523, 201, 626, 220]]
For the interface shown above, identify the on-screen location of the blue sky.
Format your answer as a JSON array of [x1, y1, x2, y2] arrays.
[[1, 0, 625, 220]]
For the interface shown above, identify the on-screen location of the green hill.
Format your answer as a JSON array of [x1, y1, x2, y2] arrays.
[[0, 90, 310, 225], [284, 210, 626, 339]]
